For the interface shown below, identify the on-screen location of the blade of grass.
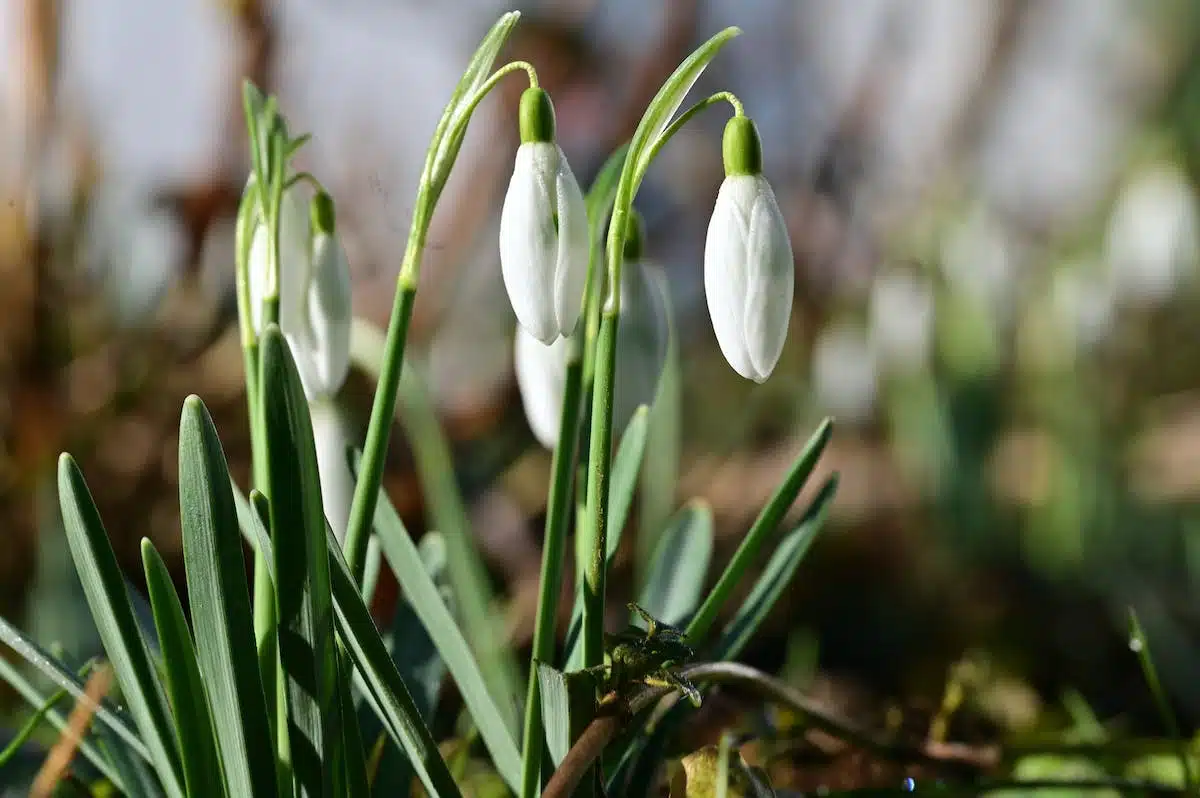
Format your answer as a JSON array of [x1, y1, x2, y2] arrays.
[[326, 530, 462, 798], [178, 395, 278, 798], [636, 501, 713, 628], [338, 656, 370, 798], [57, 454, 185, 798], [0, 687, 68, 767], [261, 327, 345, 796], [350, 320, 523, 733], [712, 476, 837, 661], [351, 458, 522, 792], [1129, 607, 1197, 793], [0, 619, 145, 762], [686, 418, 833, 644], [366, 532, 450, 796], [141, 539, 227, 798]]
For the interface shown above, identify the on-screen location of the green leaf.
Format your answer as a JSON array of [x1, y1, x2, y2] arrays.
[[338, 656, 371, 798], [0, 618, 146, 762], [178, 395, 279, 798], [627, 27, 740, 188], [534, 663, 591, 769], [713, 477, 837, 661], [536, 664, 570, 768], [368, 532, 450, 797], [687, 418, 833, 644], [0, 686, 67, 768], [349, 325, 523, 739], [637, 268, 682, 588], [326, 531, 462, 798], [57, 453, 186, 798], [260, 326, 344, 796], [0, 654, 130, 792], [141, 539, 227, 798], [361, 468, 523, 793], [428, 11, 521, 187], [636, 501, 713, 628]]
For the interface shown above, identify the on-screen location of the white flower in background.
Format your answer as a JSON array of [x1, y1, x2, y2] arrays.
[[499, 87, 589, 344], [813, 321, 877, 425], [704, 115, 794, 383], [515, 214, 669, 449], [868, 271, 935, 373], [246, 183, 352, 401], [1105, 162, 1199, 307]]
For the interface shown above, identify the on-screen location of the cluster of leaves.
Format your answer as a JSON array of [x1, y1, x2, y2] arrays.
[[0, 12, 840, 798]]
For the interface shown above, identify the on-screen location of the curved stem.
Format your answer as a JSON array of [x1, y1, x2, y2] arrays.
[[634, 91, 743, 188], [284, 171, 326, 195]]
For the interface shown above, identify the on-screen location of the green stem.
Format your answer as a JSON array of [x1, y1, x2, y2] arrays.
[[342, 228, 423, 582], [633, 92, 743, 187], [520, 357, 585, 798], [581, 308, 620, 669]]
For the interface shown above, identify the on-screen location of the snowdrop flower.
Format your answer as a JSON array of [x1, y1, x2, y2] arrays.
[[515, 213, 668, 449], [704, 115, 794, 382], [247, 184, 352, 401], [499, 87, 590, 344]]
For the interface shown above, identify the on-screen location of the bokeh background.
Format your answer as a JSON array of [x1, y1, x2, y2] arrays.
[[4, 0, 1200, 776]]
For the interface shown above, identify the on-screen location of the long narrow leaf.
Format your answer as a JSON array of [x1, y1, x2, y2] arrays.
[[713, 476, 838, 661], [326, 533, 462, 798], [57, 454, 185, 798], [261, 327, 344, 796], [178, 395, 278, 798], [361, 472, 522, 792], [0, 618, 145, 761], [141, 539, 226, 798], [687, 418, 833, 643], [636, 501, 713, 627]]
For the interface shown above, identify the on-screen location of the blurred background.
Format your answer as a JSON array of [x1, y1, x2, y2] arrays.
[[4, 0, 1200, 780]]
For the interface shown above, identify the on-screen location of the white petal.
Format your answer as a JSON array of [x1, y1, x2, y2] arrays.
[[514, 326, 571, 449], [500, 142, 560, 343], [742, 177, 794, 382], [704, 176, 756, 379], [285, 330, 324, 403], [552, 146, 590, 337], [306, 232, 353, 398], [245, 182, 311, 337]]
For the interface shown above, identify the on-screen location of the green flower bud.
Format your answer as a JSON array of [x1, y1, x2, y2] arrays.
[[721, 115, 763, 177], [519, 87, 556, 144], [310, 191, 337, 237]]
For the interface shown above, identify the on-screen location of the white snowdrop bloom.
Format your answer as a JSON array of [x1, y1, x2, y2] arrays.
[[704, 115, 794, 383], [1105, 162, 1199, 307], [515, 215, 668, 449], [246, 183, 352, 401], [868, 272, 935, 373], [499, 87, 589, 344]]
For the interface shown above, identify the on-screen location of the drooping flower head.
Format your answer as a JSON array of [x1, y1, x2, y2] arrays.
[[499, 86, 590, 344], [704, 115, 794, 382], [246, 182, 352, 401]]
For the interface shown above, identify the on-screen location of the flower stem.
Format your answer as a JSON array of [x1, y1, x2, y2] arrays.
[[341, 227, 423, 582], [520, 355, 585, 798]]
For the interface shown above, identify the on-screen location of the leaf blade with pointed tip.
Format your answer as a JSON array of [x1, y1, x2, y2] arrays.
[[260, 326, 344, 796], [178, 395, 278, 798], [637, 501, 713, 628], [57, 453, 185, 798], [141, 539, 227, 798], [326, 532, 462, 798]]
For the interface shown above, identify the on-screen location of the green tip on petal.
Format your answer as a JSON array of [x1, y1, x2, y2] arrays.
[[310, 191, 336, 236], [623, 209, 646, 262], [722, 115, 763, 177], [519, 87, 556, 144]]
